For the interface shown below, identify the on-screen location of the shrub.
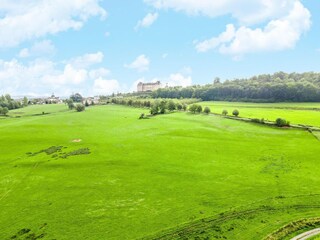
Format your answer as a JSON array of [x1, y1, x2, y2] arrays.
[[182, 104, 187, 111], [196, 105, 203, 113], [275, 118, 290, 127], [0, 107, 9, 115], [75, 104, 85, 112], [176, 103, 183, 111], [139, 113, 145, 119], [232, 109, 239, 117], [189, 104, 198, 113], [167, 100, 176, 111], [251, 118, 262, 123], [222, 109, 228, 115], [150, 102, 159, 115], [204, 106, 211, 114]]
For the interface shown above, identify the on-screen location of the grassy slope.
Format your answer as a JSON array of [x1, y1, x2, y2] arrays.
[[1, 105, 320, 239], [200, 101, 320, 127]]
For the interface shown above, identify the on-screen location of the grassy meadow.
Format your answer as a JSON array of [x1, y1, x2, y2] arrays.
[[1, 103, 320, 239], [200, 101, 320, 127]]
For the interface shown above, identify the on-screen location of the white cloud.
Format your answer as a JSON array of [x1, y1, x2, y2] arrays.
[[125, 55, 150, 72], [105, 31, 110, 37], [18, 40, 56, 58], [135, 13, 159, 30], [93, 78, 120, 95], [69, 52, 104, 69], [145, 0, 296, 25], [0, 0, 107, 47], [0, 52, 118, 96], [195, 1, 311, 57], [166, 73, 192, 87], [146, 0, 311, 57]]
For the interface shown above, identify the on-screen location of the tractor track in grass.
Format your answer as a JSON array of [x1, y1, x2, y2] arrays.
[[141, 202, 320, 240]]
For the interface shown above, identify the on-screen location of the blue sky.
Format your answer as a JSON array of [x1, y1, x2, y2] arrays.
[[0, 0, 319, 97]]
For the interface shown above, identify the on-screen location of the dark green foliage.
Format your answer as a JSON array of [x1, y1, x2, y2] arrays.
[[232, 109, 239, 117], [0, 107, 9, 115], [222, 109, 228, 115], [75, 104, 85, 112], [196, 105, 203, 113], [176, 103, 183, 111], [0, 94, 22, 110], [251, 118, 265, 124], [66, 99, 75, 110], [204, 107, 211, 114], [85, 100, 90, 107], [70, 93, 83, 103], [151, 72, 320, 102], [189, 104, 198, 114], [167, 100, 176, 111], [150, 101, 160, 115], [139, 113, 145, 119], [275, 118, 290, 127], [182, 104, 187, 111]]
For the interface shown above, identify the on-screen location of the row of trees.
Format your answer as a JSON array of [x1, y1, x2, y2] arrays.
[[0, 94, 23, 110], [151, 72, 320, 102]]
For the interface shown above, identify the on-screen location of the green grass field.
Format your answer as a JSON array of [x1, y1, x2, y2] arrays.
[[200, 101, 320, 127], [1, 104, 320, 239]]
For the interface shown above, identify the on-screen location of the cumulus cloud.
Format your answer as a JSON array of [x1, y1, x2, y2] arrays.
[[166, 73, 192, 87], [0, 0, 107, 47], [146, 0, 311, 57], [195, 1, 311, 57], [125, 55, 150, 72], [69, 52, 104, 69], [135, 13, 159, 30], [0, 52, 118, 96], [93, 78, 120, 95], [18, 40, 56, 58], [145, 0, 296, 25]]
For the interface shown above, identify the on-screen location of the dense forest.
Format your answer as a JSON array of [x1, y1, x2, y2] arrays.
[[150, 72, 320, 102]]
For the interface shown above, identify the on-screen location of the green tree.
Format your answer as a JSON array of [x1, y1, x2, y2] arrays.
[[204, 106, 211, 114], [70, 93, 83, 103], [196, 105, 203, 113], [159, 101, 166, 114], [85, 100, 90, 107], [176, 103, 183, 111], [189, 104, 198, 114], [275, 118, 289, 127], [0, 107, 9, 115], [222, 109, 228, 115], [232, 109, 239, 117], [66, 99, 75, 110], [23, 96, 28, 107], [182, 104, 187, 111], [167, 100, 176, 111], [75, 104, 85, 112]]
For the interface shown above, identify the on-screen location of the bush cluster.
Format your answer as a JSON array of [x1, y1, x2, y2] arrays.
[[275, 118, 290, 127]]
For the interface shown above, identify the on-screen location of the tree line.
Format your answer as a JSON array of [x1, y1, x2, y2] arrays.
[[0, 94, 25, 115], [151, 72, 320, 102]]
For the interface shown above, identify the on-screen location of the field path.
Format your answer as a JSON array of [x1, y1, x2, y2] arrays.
[[290, 228, 320, 240]]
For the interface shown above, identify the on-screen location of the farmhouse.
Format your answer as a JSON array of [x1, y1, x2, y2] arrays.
[[137, 81, 161, 92]]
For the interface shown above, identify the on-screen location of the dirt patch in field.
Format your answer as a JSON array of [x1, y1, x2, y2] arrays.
[[72, 139, 82, 142]]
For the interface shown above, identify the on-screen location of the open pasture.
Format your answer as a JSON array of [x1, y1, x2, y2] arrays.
[[200, 101, 320, 127], [1, 104, 320, 239]]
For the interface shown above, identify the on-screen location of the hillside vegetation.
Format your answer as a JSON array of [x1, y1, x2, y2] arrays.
[[151, 72, 320, 102]]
